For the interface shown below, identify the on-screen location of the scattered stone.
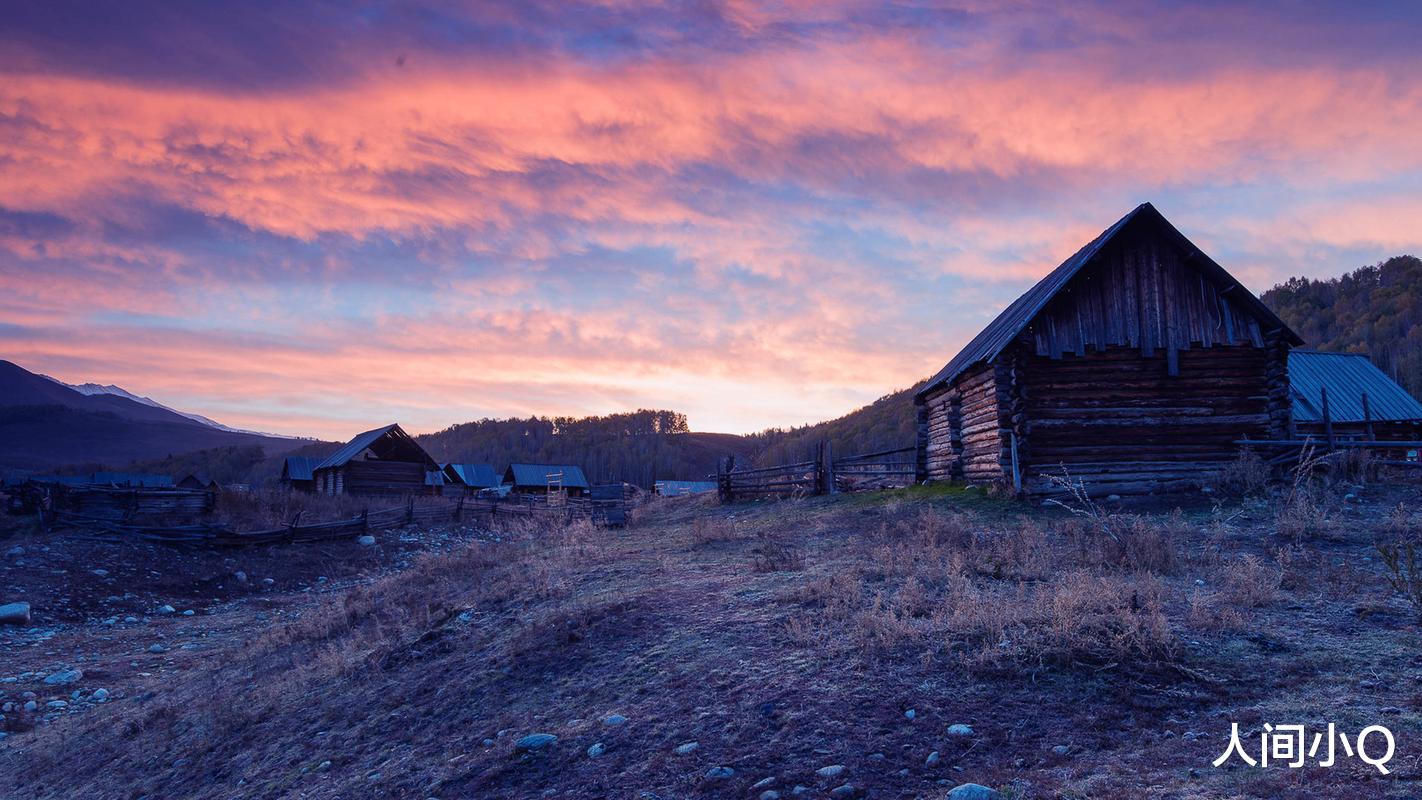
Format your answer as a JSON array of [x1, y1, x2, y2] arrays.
[[514, 733, 557, 753], [1381, 706, 1404, 716], [124, 616, 139, 623], [587, 742, 606, 758], [1106, 494, 1121, 502], [751, 777, 776, 790], [926, 750, 941, 767], [674, 741, 699, 755], [829, 785, 856, 798], [1051, 745, 1070, 756], [93, 688, 110, 702], [46, 700, 68, 710], [357, 535, 377, 547], [816, 765, 846, 779], [904, 708, 916, 720], [92, 568, 109, 577], [760, 792, 781, 800], [5, 545, 22, 557], [234, 571, 247, 583], [262, 578, 276, 587], [791, 786, 809, 796], [23, 701, 37, 713], [182, 610, 196, 616], [148, 644, 167, 654], [155, 605, 176, 615], [43, 668, 83, 685], [316, 760, 331, 772], [947, 784, 1004, 800], [947, 723, 974, 737], [0, 602, 31, 626], [705, 766, 734, 780], [603, 714, 627, 726]]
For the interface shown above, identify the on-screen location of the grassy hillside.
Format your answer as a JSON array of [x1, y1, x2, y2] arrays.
[[3, 475, 1417, 798]]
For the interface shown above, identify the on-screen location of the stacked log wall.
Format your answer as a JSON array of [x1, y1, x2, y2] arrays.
[[920, 363, 1004, 484], [1018, 344, 1273, 495]]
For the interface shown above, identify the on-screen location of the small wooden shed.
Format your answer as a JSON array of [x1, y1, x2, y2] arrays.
[[915, 203, 1303, 496], [312, 424, 441, 496], [504, 463, 590, 498], [1289, 351, 1422, 441], [280, 456, 320, 492], [441, 463, 501, 495]]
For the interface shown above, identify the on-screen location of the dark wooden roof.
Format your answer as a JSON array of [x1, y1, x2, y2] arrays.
[[281, 456, 321, 482], [916, 203, 1303, 400], [314, 423, 439, 471], [442, 462, 500, 488]]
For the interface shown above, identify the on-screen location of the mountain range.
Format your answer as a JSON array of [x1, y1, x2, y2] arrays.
[[0, 360, 309, 474]]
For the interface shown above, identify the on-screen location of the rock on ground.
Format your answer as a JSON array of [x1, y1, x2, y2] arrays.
[[43, 668, 82, 685], [947, 784, 1003, 800], [947, 723, 974, 737], [0, 602, 31, 626], [815, 764, 846, 778], [514, 733, 557, 752]]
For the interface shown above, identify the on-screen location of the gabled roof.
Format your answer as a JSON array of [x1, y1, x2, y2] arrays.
[[281, 456, 321, 482], [916, 203, 1303, 399], [314, 423, 439, 471], [504, 463, 590, 489], [443, 463, 500, 488], [1289, 350, 1422, 423]]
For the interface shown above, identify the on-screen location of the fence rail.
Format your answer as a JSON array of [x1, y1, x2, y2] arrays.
[[717, 443, 921, 501], [42, 486, 629, 547]]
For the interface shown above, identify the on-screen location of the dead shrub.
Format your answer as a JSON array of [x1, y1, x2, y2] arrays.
[[1219, 447, 1270, 497], [1216, 554, 1282, 609], [1375, 540, 1422, 621], [752, 529, 805, 572], [1039, 470, 1181, 574], [690, 515, 742, 545]]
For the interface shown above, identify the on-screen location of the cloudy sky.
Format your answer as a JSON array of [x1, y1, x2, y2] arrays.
[[2, 1, 1420, 439]]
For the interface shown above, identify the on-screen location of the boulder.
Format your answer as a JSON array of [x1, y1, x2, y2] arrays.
[[43, 668, 82, 686], [514, 733, 557, 753], [946, 723, 974, 737], [356, 535, 377, 547], [705, 766, 734, 780], [816, 765, 846, 779], [0, 602, 31, 626], [947, 784, 1003, 800]]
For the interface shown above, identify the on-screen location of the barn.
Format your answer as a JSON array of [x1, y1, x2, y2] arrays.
[[312, 424, 442, 496], [504, 463, 590, 498], [1288, 350, 1422, 441], [915, 203, 1303, 496]]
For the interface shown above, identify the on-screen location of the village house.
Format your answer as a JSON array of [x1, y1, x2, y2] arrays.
[[915, 202, 1302, 496], [312, 424, 442, 496], [441, 462, 501, 495], [280, 456, 321, 492]]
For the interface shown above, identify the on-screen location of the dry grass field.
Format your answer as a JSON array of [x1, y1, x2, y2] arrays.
[[2, 470, 1421, 799]]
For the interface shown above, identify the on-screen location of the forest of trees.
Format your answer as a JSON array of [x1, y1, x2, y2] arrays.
[[1262, 255, 1422, 398], [415, 409, 757, 488]]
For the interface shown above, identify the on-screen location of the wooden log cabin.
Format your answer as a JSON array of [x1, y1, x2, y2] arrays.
[[915, 203, 1304, 496], [312, 423, 443, 496]]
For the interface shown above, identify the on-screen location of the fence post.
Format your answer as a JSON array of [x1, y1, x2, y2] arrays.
[[1362, 392, 1375, 441], [1010, 431, 1022, 495], [1321, 385, 1335, 453], [454, 495, 464, 522], [406, 495, 415, 525], [915, 402, 929, 483], [824, 441, 837, 495], [361, 509, 369, 533]]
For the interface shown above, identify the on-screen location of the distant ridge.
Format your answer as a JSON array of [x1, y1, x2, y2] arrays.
[[41, 375, 294, 439]]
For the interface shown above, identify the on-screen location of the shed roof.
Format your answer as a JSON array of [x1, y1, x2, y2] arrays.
[[282, 456, 321, 482], [314, 424, 438, 471], [1289, 350, 1422, 423], [504, 463, 590, 489], [443, 463, 500, 488], [90, 472, 174, 488], [916, 203, 1302, 399], [654, 480, 718, 496]]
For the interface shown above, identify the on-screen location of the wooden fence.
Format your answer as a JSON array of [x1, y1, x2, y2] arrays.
[[13, 482, 215, 521], [1238, 387, 1422, 468], [717, 443, 921, 502], [44, 487, 628, 547]]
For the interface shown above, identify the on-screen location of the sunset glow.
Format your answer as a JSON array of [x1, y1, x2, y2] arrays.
[[4, 1, 1421, 438]]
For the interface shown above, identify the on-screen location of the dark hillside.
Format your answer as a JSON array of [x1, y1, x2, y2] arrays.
[[1262, 255, 1422, 396]]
